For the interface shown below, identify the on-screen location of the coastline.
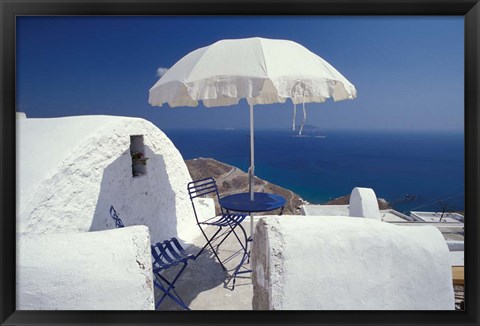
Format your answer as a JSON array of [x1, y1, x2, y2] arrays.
[[165, 128, 464, 214]]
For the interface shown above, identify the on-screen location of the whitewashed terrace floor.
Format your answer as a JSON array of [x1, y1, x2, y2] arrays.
[[155, 221, 254, 310]]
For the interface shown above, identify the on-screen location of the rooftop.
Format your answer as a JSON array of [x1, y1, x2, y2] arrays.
[[410, 211, 464, 223], [301, 204, 413, 222]]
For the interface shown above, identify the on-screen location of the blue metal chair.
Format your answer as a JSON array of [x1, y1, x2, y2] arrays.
[[187, 177, 249, 289], [109, 206, 125, 228], [150, 237, 195, 310], [109, 206, 195, 310]]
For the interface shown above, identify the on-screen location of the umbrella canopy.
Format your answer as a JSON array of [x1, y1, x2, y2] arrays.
[[149, 37, 357, 200], [149, 37, 356, 108]]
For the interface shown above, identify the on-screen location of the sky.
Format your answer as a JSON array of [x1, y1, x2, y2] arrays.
[[16, 16, 464, 132]]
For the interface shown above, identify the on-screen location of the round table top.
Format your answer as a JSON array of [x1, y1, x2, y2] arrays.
[[219, 192, 286, 213]]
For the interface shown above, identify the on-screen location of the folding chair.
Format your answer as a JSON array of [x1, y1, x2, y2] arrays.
[[150, 238, 195, 310], [109, 206, 195, 310], [187, 177, 249, 288]]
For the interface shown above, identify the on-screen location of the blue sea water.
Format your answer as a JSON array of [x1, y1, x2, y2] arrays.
[[163, 129, 464, 214]]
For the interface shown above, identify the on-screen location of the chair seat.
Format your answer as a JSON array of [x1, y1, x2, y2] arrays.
[[201, 213, 247, 227]]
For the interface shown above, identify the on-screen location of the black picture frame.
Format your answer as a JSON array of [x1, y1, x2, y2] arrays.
[[1, 0, 478, 325]]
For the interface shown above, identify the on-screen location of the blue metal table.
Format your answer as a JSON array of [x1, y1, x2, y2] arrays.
[[219, 192, 286, 215], [219, 192, 286, 242], [219, 192, 286, 284]]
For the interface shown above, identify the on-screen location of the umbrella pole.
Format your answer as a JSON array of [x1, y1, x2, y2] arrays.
[[249, 103, 255, 201], [249, 103, 255, 240]]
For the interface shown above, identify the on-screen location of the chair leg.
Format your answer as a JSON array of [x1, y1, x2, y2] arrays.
[[214, 228, 232, 251], [209, 214, 249, 257], [154, 263, 191, 310], [215, 223, 244, 252], [215, 210, 240, 250], [228, 222, 250, 290], [228, 223, 248, 252], [154, 279, 191, 310], [196, 226, 226, 271], [198, 222, 249, 275]]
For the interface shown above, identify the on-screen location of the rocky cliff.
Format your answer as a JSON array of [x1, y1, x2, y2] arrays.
[[184, 158, 306, 215]]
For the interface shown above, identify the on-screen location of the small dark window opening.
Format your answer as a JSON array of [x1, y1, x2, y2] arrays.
[[130, 135, 147, 177]]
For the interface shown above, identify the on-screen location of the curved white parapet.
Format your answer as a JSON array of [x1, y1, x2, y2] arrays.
[[17, 226, 155, 310], [251, 216, 455, 310], [446, 240, 464, 251], [16, 115, 200, 245], [16, 112, 27, 119], [349, 187, 382, 220]]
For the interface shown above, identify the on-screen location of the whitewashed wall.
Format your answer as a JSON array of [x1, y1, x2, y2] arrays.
[[17, 226, 154, 310], [251, 216, 455, 310], [17, 115, 199, 244]]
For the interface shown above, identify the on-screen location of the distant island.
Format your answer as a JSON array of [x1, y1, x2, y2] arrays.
[[292, 124, 328, 137], [293, 124, 322, 133]]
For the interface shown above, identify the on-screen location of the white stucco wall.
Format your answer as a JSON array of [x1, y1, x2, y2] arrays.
[[251, 216, 455, 310], [17, 115, 199, 244], [17, 226, 154, 310], [349, 187, 381, 220], [191, 197, 216, 221]]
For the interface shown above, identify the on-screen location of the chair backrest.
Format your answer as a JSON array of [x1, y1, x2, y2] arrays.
[[151, 237, 189, 272], [187, 177, 223, 224], [109, 205, 125, 228]]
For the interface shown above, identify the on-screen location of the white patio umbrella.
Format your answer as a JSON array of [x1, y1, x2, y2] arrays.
[[149, 37, 357, 201]]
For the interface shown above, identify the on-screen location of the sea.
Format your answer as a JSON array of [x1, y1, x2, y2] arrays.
[[163, 128, 465, 215]]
